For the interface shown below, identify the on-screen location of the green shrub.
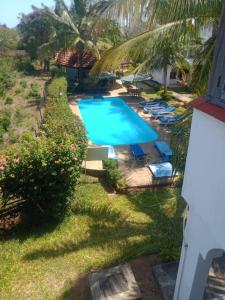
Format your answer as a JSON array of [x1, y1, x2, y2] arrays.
[[0, 136, 85, 221], [0, 76, 87, 224], [4, 97, 13, 105], [20, 80, 28, 89], [26, 83, 41, 98], [0, 110, 11, 131], [14, 109, 27, 125], [103, 159, 121, 189], [47, 76, 68, 99], [0, 125, 4, 143], [15, 57, 35, 75], [50, 65, 66, 78], [116, 177, 127, 191], [26, 90, 40, 98], [8, 128, 20, 144], [30, 82, 40, 91], [15, 88, 23, 95], [157, 89, 173, 101], [0, 57, 15, 96]]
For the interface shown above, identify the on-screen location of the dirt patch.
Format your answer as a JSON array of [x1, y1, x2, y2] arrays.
[[73, 255, 163, 300], [131, 255, 163, 300]]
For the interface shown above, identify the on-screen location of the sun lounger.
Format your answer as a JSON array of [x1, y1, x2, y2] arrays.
[[130, 144, 147, 160], [159, 115, 184, 125], [138, 99, 161, 108], [148, 162, 173, 178], [150, 106, 176, 118], [143, 102, 168, 112], [154, 141, 173, 162]]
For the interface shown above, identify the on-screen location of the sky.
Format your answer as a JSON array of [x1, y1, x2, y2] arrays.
[[0, 0, 71, 28]]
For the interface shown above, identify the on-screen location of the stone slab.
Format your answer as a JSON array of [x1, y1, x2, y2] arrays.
[[89, 264, 141, 300]]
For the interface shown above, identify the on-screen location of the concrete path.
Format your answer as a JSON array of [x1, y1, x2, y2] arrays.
[[171, 91, 194, 104]]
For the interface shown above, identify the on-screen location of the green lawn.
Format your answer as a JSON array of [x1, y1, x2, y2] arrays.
[[0, 176, 185, 299], [142, 89, 188, 115]]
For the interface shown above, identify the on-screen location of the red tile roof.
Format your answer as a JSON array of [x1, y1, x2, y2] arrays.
[[55, 49, 96, 69], [190, 97, 225, 124]]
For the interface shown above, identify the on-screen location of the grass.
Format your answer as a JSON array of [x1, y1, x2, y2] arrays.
[[0, 175, 185, 299], [141, 88, 188, 115]]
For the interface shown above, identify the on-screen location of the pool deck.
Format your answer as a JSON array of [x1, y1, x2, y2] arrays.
[[69, 91, 172, 188]]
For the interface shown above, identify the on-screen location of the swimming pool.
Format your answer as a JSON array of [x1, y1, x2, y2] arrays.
[[78, 97, 159, 146]]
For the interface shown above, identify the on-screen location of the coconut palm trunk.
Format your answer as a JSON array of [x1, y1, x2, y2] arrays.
[[163, 65, 168, 93]]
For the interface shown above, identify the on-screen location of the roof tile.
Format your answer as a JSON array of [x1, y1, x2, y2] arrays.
[[190, 97, 225, 124], [55, 49, 96, 69]]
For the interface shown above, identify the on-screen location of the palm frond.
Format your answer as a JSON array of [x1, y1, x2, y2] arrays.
[[191, 35, 215, 95], [163, 0, 222, 23], [91, 18, 200, 76], [43, 4, 80, 34], [90, 0, 148, 27]]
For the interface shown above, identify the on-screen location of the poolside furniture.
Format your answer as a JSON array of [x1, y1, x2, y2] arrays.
[[103, 145, 117, 160], [130, 144, 147, 161], [128, 87, 142, 96], [121, 73, 152, 84], [159, 115, 184, 125], [150, 106, 176, 118], [148, 162, 173, 178], [154, 141, 173, 162], [143, 102, 168, 112], [138, 99, 161, 108]]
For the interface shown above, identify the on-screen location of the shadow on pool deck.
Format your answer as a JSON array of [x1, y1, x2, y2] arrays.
[[69, 94, 172, 188]]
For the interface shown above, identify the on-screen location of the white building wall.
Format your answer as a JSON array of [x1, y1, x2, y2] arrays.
[[174, 108, 225, 299], [182, 109, 225, 253], [150, 66, 173, 86]]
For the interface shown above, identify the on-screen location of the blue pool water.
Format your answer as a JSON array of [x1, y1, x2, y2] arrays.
[[78, 97, 159, 146]]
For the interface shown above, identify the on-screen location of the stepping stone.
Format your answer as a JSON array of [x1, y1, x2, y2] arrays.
[[89, 263, 141, 300]]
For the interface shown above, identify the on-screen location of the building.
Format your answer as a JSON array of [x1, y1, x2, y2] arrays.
[[173, 4, 225, 300], [151, 67, 177, 87], [55, 49, 96, 83]]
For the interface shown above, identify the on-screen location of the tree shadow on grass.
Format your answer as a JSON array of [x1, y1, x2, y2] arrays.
[[0, 218, 60, 243], [22, 188, 185, 262], [56, 274, 91, 300], [19, 187, 185, 299]]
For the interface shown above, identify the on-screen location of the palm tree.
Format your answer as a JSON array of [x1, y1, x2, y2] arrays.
[[38, 0, 122, 68], [91, 20, 194, 92], [92, 0, 223, 94]]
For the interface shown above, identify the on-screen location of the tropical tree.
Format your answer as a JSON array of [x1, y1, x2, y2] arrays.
[[92, 0, 223, 94], [38, 0, 123, 66], [18, 6, 56, 71]]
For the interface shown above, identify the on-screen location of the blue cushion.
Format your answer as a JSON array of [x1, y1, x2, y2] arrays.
[[152, 106, 175, 116], [148, 162, 173, 178], [130, 144, 146, 157], [155, 141, 173, 162]]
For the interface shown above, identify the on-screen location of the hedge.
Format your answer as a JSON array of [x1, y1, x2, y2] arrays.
[[0, 76, 87, 223]]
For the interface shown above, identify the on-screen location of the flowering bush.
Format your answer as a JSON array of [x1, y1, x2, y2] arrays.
[[0, 76, 87, 222]]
